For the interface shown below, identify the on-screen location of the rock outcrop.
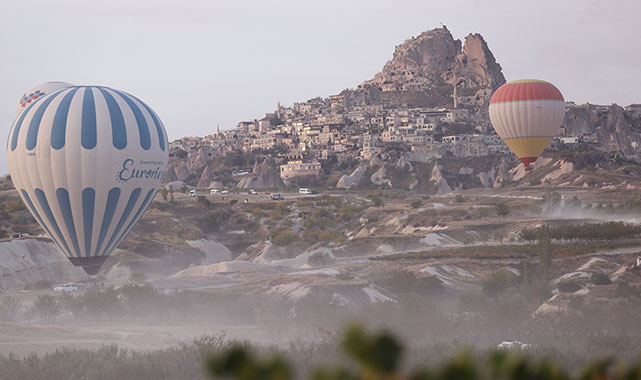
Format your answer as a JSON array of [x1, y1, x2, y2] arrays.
[[564, 104, 641, 160], [197, 165, 215, 188], [478, 167, 495, 188], [237, 159, 285, 189], [371, 166, 392, 187], [397, 155, 413, 171], [165, 166, 178, 183], [175, 162, 190, 181], [357, 26, 505, 113], [187, 148, 213, 171], [493, 159, 512, 188], [430, 163, 452, 193], [336, 166, 366, 188]]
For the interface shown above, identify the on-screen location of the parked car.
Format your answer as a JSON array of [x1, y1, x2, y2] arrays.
[[298, 188, 313, 195], [210, 189, 221, 194], [248, 189, 258, 195], [271, 193, 284, 200], [189, 189, 197, 197], [54, 283, 78, 293], [221, 190, 229, 194]]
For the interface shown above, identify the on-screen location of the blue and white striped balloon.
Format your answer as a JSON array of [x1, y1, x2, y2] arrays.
[[6, 85, 168, 274]]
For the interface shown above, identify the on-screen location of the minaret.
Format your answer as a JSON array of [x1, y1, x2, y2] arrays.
[[217, 124, 220, 134], [452, 76, 458, 109], [277, 101, 282, 119]]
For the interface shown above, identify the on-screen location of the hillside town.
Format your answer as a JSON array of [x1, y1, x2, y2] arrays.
[[166, 27, 641, 188], [168, 95, 641, 186]]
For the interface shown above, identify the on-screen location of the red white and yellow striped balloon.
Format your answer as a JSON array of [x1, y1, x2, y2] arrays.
[[489, 79, 565, 167]]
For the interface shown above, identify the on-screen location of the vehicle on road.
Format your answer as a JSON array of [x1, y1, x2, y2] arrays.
[[299, 188, 313, 195], [221, 190, 229, 194], [248, 189, 258, 195], [210, 189, 220, 194], [54, 283, 78, 293], [189, 189, 197, 197], [271, 193, 284, 200], [498, 341, 532, 350]]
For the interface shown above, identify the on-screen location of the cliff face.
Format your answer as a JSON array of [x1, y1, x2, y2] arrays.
[[357, 26, 505, 112], [564, 105, 641, 159]]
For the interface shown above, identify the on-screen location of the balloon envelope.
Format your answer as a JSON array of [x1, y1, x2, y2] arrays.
[[489, 79, 565, 167], [7, 86, 168, 274], [17, 82, 74, 115]]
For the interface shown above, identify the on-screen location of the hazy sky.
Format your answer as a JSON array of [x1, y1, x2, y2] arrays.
[[1, 0, 639, 175]]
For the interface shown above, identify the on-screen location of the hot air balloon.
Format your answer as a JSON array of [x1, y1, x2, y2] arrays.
[[16, 82, 74, 115], [6, 85, 168, 274], [489, 79, 565, 168]]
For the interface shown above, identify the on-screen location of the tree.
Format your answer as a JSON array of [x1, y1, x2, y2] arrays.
[[366, 194, 384, 207], [482, 270, 513, 297], [494, 203, 509, 218], [161, 187, 168, 202], [0, 296, 22, 321], [33, 294, 59, 321], [538, 225, 552, 281], [56, 293, 85, 319]]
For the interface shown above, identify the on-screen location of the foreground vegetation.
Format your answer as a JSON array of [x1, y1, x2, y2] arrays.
[[208, 325, 641, 380], [4, 326, 641, 380]]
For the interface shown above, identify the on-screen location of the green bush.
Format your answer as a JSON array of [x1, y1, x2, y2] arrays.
[[591, 272, 612, 285], [0, 296, 22, 321], [482, 270, 514, 297], [558, 280, 582, 293], [199, 208, 234, 233], [32, 294, 59, 321], [197, 195, 211, 207], [520, 222, 641, 242], [494, 203, 510, 218], [366, 193, 384, 207], [615, 281, 641, 299], [410, 200, 423, 209], [271, 229, 300, 246], [386, 271, 444, 296]]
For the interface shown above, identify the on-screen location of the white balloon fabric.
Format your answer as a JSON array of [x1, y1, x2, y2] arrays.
[[17, 82, 74, 115], [7, 86, 168, 274]]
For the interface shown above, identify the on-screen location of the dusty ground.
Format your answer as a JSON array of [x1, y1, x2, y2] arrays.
[[2, 179, 641, 356]]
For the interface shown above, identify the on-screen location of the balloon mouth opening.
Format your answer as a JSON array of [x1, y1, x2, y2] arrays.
[[67, 256, 108, 275], [520, 157, 537, 168]]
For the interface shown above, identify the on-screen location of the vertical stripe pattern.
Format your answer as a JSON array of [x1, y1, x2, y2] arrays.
[[6, 85, 168, 266], [51, 88, 80, 150], [95, 188, 122, 257], [81, 88, 97, 149], [81, 188, 96, 257]]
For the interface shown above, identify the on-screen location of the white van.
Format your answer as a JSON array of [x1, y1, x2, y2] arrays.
[[210, 189, 221, 194], [189, 189, 197, 197], [298, 188, 313, 195]]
